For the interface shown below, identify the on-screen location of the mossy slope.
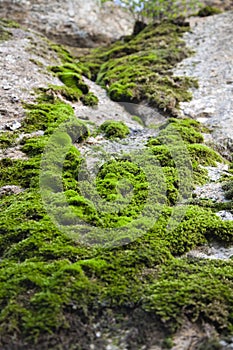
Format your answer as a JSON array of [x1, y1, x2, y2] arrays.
[[1, 91, 233, 348], [80, 20, 198, 116], [0, 18, 233, 350]]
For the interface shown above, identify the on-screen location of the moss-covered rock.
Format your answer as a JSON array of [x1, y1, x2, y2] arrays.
[[197, 6, 222, 17], [0, 131, 17, 149], [98, 120, 130, 139], [1, 16, 233, 350], [49, 62, 98, 106], [0, 18, 19, 41], [80, 20, 198, 116]]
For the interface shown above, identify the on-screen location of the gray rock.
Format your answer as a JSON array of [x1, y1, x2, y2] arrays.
[[0, 0, 135, 47], [216, 211, 233, 221], [219, 340, 228, 347], [10, 95, 20, 103], [173, 11, 233, 159], [5, 121, 21, 130], [0, 185, 24, 198]]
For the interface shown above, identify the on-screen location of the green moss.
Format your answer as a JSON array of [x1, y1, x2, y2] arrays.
[[81, 92, 99, 106], [22, 98, 91, 137], [142, 258, 233, 332], [0, 131, 17, 149], [223, 181, 233, 200], [197, 6, 222, 17], [80, 20, 197, 115], [1, 17, 233, 348], [22, 99, 74, 132], [132, 115, 144, 126], [98, 120, 130, 139], [0, 18, 20, 28], [146, 118, 223, 185], [20, 136, 49, 157], [49, 43, 74, 63], [162, 337, 174, 349], [45, 84, 83, 102], [0, 26, 12, 41], [49, 64, 98, 106], [147, 118, 205, 146], [187, 143, 223, 170], [0, 18, 20, 41], [1, 93, 231, 345]]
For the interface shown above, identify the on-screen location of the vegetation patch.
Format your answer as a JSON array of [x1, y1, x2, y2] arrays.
[[0, 131, 18, 149], [146, 118, 223, 186], [0, 18, 20, 29], [0, 17, 233, 349], [1, 90, 233, 347], [49, 63, 98, 106], [0, 18, 21, 41], [98, 120, 130, 139], [143, 258, 233, 332], [79, 20, 198, 116], [0, 25, 12, 41], [197, 6, 222, 17]]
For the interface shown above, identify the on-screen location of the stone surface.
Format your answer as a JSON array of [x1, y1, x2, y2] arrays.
[[0, 25, 63, 130], [0, 185, 24, 197], [193, 163, 231, 203], [0, 0, 135, 47], [173, 11, 233, 159], [201, 0, 233, 10]]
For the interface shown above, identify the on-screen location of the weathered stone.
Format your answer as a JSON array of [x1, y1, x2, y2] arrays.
[[0, 185, 24, 197], [173, 11, 233, 159], [0, 0, 135, 47]]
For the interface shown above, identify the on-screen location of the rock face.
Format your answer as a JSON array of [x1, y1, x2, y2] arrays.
[[173, 11, 233, 159], [202, 0, 233, 11], [0, 24, 62, 130], [0, 0, 135, 47]]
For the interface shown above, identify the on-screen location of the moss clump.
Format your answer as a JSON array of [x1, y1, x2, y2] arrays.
[[147, 118, 205, 146], [22, 98, 90, 137], [223, 181, 233, 200], [42, 85, 83, 102], [0, 131, 17, 149], [80, 20, 197, 115], [80, 91, 99, 106], [197, 6, 222, 17], [146, 118, 222, 186], [49, 43, 74, 63], [49, 63, 98, 106], [20, 136, 49, 157], [0, 18, 20, 29], [132, 115, 144, 126], [22, 99, 75, 133], [98, 120, 130, 139], [142, 258, 233, 332], [0, 18, 20, 41], [0, 157, 40, 188], [0, 26, 12, 41]]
